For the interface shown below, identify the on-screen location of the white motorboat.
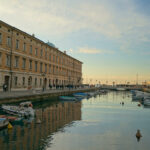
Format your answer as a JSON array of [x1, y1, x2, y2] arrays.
[[2, 101, 35, 117], [132, 95, 143, 100], [132, 91, 144, 100], [144, 99, 150, 106], [132, 90, 150, 100]]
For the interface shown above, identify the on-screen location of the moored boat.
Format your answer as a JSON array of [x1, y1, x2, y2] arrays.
[[59, 96, 77, 101], [1, 101, 35, 117], [131, 90, 150, 101], [73, 93, 88, 98], [144, 99, 150, 106]]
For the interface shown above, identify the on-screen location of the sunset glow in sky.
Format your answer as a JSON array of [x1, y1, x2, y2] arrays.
[[0, 0, 150, 84]]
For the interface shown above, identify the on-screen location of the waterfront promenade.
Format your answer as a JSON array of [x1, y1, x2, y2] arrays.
[[0, 87, 97, 104]]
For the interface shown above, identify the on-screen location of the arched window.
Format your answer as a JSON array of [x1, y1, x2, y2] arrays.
[[35, 78, 37, 86], [28, 76, 32, 86]]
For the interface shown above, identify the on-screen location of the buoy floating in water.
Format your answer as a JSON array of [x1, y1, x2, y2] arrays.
[[136, 129, 142, 141], [7, 123, 13, 129]]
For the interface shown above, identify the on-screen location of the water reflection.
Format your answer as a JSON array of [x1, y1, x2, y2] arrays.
[[0, 101, 81, 150], [1, 91, 150, 150]]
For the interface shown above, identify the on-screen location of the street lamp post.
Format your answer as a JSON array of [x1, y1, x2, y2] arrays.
[[42, 73, 46, 91], [68, 76, 71, 90]]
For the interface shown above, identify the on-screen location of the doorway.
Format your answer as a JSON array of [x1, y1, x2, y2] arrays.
[[43, 78, 47, 89], [4, 76, 9, 91]]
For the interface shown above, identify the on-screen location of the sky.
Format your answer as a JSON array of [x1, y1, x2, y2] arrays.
[[0, 0, 150, 84]]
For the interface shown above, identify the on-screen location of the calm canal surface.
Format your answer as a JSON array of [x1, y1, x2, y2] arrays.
[[0, 91, 150, 150]]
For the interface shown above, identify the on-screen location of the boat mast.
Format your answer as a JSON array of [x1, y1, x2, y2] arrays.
[[136, 73, 138, 86]]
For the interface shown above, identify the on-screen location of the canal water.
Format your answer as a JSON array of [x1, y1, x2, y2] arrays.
[[0, 91, 150, 150]]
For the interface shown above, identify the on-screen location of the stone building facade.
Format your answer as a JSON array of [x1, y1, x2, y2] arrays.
[[0, 20, 82, 91]]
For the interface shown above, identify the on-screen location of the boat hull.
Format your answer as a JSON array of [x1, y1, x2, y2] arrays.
[[144, 99, 150, 106], [73, 93, 88, 98], [0, 118, 9, 130], [59, 96, 77, 101], [2, 105, 34, 117]]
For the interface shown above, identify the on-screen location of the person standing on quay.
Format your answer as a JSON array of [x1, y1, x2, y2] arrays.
[[3, 83, 7, 92]]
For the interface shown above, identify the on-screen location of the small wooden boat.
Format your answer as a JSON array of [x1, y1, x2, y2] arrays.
[[0, 118, 9, 129], [59, 96, 77, 101]]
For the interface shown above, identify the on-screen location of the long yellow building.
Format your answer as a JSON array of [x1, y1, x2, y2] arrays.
[[0, 20, 82, 91]]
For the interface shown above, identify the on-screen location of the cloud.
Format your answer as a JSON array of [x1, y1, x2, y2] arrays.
[[120, 41, 134, 54], [69, 47, 114, 54], [140, 51, 150, 55], [0, 0, 80, 36], [79, 48, 101, 54], [0, 0, 150, 54]]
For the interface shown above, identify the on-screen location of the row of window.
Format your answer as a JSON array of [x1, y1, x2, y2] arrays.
[[0, 53, 80, 76], [14, 76, 43, 87], [0, 32, 81, 69], [13, 76, 74, 87]]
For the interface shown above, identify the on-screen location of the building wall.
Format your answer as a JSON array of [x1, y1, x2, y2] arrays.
[[0, 20, 82, 91]]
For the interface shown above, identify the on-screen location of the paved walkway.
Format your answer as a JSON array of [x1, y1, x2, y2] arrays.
[[0, 88, 97, 101]]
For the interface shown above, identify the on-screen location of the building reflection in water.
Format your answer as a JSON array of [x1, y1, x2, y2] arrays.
[[0, 101, 81, 150]]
